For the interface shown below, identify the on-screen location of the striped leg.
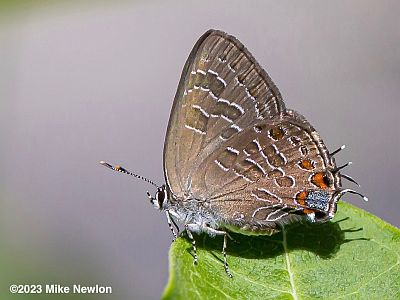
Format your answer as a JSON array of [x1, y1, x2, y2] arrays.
[[185, 225, 198, 265], [201, 227, 232, 277], [165, 211, 179, 241], [222, 233, 232, 277]]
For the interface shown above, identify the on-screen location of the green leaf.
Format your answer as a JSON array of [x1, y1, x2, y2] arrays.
[[162, 202, 400, 299]]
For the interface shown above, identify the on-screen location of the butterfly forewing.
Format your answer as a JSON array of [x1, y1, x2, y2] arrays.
[[164, 30, 286, 200]]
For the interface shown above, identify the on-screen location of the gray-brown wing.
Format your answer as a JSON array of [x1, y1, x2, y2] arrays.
[[194, 111, 340, 230], [163, 30, 285, 199]]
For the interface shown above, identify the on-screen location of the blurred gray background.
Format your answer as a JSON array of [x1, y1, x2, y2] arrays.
[[1, 1, 399, 299]]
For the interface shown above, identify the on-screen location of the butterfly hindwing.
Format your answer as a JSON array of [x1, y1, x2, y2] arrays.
[[202, 111, 340, 229]]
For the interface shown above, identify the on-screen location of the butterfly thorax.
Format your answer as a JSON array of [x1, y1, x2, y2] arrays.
[[164, 195, 224, 235]]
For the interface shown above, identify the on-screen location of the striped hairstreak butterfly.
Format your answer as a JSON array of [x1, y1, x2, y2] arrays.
[[101, 29, 367, 277]]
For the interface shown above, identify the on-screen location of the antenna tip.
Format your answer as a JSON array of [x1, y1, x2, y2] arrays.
[[363, 196, 369, 202], [341, 145, 346, 150], [99, 161, 113, 169], [348, 161, 353, 165]]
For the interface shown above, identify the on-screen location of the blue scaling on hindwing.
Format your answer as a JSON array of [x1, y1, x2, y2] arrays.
[[306, 191, 330, 211]]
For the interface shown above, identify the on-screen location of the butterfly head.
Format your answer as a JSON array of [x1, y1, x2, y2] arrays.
[[149, 185, 168, 210]]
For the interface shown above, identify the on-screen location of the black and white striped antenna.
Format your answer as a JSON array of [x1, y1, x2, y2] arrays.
[[99, 161, 159, 188]]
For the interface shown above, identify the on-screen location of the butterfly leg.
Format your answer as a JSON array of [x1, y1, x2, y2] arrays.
[[201, 227, 232, 278], [185, 225, 198, 265], [222, 233, 232, 277], [165, 211, 179, 241]]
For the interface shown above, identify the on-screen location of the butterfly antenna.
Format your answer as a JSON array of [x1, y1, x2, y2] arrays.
[[99, 161, 159, 188], [338, 188, 369, 202], [331, 145, 346, 156], [333, 161, 352, 172], [341, 174, 360, 187]]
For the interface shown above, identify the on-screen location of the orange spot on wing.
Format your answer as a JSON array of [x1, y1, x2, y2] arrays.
[[296, 191, 314, 214], [311, 172, 329, 189], [269, 126, 285, 140], [296, 191, 308, 205], [299, 159, 314, 170]]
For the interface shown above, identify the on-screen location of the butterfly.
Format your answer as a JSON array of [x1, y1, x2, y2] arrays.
[[101, 29, 367, 277]]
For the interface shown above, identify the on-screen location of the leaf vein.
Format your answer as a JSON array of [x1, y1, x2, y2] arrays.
[[283, 228, 298, 300]]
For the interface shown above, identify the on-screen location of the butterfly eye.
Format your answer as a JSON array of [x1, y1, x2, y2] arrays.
[[156, 188, 166, 210]]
